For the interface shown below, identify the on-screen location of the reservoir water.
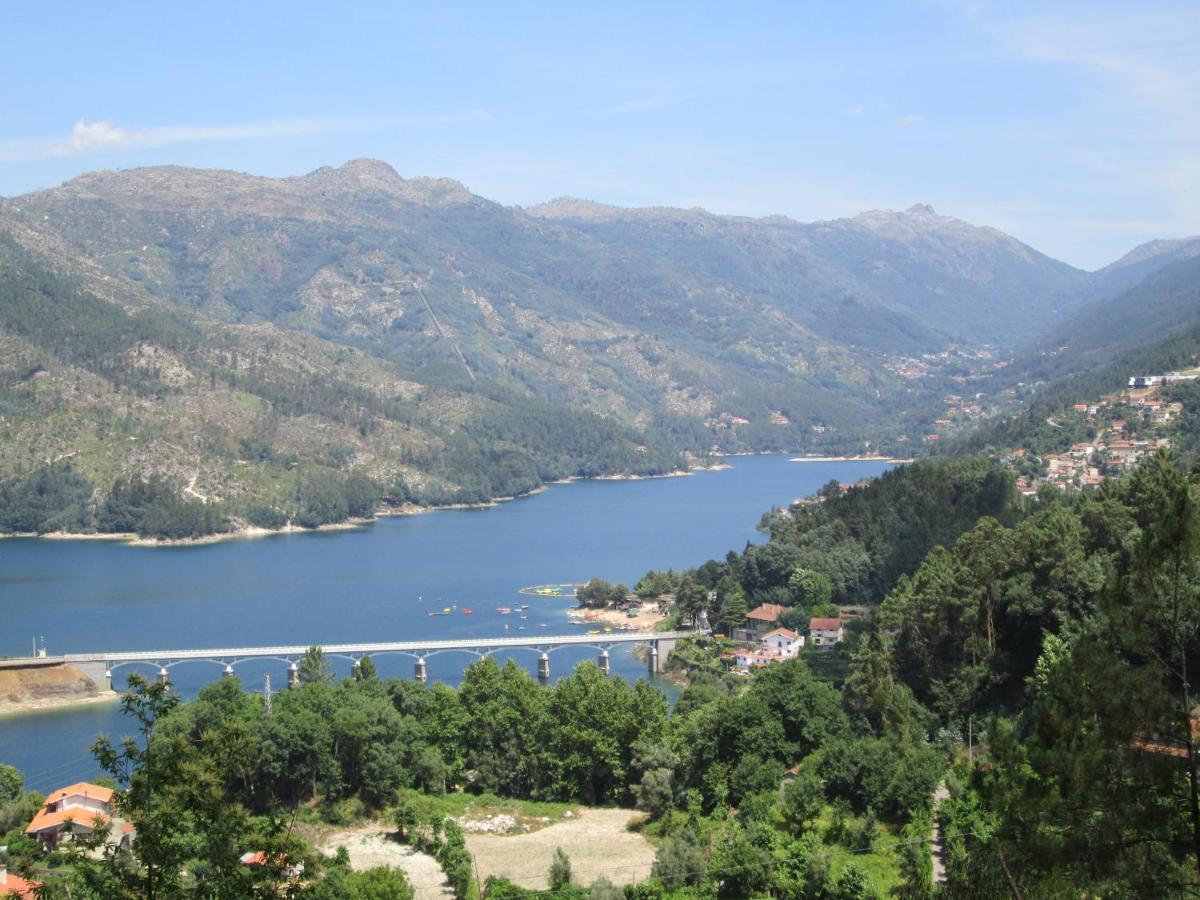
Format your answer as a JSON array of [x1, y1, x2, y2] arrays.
[[0, 456, 894, 792]]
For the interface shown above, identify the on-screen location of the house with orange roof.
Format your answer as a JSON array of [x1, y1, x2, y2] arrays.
[[733, 602, 788, 641], [241, 851, 305, 882], [25, 782, 133, 850], [0, 864, 39, 899]]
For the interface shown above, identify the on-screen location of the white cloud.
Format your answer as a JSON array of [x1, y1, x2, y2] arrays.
[[892, 114, 925, 128], [845, 105, 866, 116], [0, 111, 492, 163], [607, 85, 684, 114]]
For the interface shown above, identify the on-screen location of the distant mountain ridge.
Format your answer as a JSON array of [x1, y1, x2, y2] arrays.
[[1, 159, 1196, 529]]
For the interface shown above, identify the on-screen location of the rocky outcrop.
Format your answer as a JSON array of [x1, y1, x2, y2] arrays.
[[0, 660, 114, 713]]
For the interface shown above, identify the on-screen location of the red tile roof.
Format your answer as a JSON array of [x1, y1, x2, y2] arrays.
[[0, 870, 40, 898], [45, 782, 113, 806], [762, 627, 799, 641], [746, 603, 787, 622], [26, 807, 108, 834], [809, 617, 843, 631]]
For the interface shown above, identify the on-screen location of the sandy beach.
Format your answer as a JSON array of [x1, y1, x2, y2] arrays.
[[569, 601, 666, 630], [0, 690, 120, 717]]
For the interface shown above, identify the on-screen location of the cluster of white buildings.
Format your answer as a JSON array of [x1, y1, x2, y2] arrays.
[[729, 605, 845, 672]]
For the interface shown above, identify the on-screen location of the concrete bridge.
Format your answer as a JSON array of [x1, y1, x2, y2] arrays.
[[51, 630, 693, 689]]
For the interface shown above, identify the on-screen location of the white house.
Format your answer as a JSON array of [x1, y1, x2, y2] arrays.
[[808, 617, 844, 647], [733, 627, 805, 670], [760, 627, 803, 658], [26, 782, 133, 850]]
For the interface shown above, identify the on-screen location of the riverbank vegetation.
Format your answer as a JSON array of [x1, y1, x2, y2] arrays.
[[7, 451, 1200, 895]]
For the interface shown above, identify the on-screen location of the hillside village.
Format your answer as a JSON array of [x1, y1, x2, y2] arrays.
[[1007, 369, 1197, 497]]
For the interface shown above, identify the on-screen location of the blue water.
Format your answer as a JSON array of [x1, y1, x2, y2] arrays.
[[0, 456, 894, 791]]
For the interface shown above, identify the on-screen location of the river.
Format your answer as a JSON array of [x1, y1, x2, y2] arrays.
[[0, 456, 895, 792]]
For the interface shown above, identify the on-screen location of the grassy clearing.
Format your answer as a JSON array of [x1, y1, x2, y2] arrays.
[[811, 804, 903, 893], [398, 789, 579, 834]]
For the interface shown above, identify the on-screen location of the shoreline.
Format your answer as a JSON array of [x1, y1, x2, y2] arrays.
[[0, 462, 733, 548], [0, 457, 827, 550], [789, 455, 914, 463], [568, 603, 667, 631], [0, 689, 121, 718]]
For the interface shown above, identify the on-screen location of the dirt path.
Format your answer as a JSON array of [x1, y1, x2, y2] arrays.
[[183, 472, 208, 503], [465, 807, 653, 890], [315, 825, 451, 899], [931, 781, 950, 885]]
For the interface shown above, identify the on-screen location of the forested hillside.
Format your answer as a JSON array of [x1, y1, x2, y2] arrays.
[[0, 159, 1129, 538], [1018, 253, 1200, 382], [7, 451, 1200, 896], [0, 231, 681, 537]]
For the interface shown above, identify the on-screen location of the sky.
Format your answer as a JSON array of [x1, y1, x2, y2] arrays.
[[3, 1, 1198, 269]]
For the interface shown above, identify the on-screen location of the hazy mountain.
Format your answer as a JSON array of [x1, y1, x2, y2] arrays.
[[1017, 253, 1200, 382], [0, 159, 1154, 518], [527, 198, 1091, 348], [1088, 235, 1200, 300]]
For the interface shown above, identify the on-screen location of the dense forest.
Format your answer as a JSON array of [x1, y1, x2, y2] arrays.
[[7, 450, 1200, 895]]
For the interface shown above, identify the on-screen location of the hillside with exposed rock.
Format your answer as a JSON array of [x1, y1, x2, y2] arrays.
[[0, 159, 1159, 536]]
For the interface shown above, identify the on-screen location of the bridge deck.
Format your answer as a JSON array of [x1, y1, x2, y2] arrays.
[[56, 630, 695, 664]]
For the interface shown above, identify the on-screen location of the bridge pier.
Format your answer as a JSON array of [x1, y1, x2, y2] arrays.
[[158, 666, 170, 692], [414, 657, 427, 684], [223, 664, 235, 678], [58, 630, 692, 691], [104, 667, 112, 690]]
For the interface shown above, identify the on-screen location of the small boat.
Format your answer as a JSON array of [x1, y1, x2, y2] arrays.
[[462, 609, 473, 615], [587, 629, 601, 635], [427, 610, 450, 617], [540, 623, 549, 628], [517, 604, 529, 611], [604, 627, 613, 633], [442, 607, 451, 613], [497, 607, 511, 614]]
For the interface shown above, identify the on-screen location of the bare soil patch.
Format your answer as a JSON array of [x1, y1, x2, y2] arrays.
[[465, 807, 653, 889], [312, 824, 451, 900]]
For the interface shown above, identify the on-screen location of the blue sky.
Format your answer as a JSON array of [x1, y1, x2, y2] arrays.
[[3, 1, 1197, 268]]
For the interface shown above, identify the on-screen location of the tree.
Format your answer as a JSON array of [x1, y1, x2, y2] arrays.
[[578, 577, 619, 609], [1122, 450, 1200, 872], [0, 763, 22, 803], [781, 769, 823, 835], [788, 567, 833, 608], [833, 863, 872, 900], [355, 654, 378, 681], [298, 645, 333, 684], [652, 826, 707, 890], [717, 580, 749, 632], [549, 847, 572, 891]]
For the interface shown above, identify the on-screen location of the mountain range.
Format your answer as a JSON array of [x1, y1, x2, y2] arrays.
[[0, 159, 1196, 529]]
